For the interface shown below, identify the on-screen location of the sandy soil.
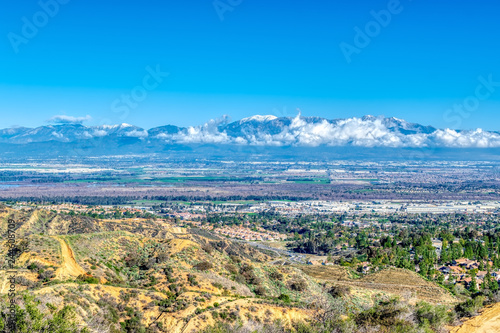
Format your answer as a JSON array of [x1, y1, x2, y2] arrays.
[[53, 236, 87, 279], [451, 303, 500, 333], [167, 239, 199, 255], [0, 274, 8, 294]]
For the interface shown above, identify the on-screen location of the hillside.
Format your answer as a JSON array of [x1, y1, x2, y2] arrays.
[[451, 303, 500, 333], [0, 207, 318, 332], [298, 265, 457, 305], [0, 206, 467, 332]]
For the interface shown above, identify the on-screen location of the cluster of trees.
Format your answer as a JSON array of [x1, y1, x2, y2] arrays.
[[68, 208, 156, 220], [1, 196, 135, 205], [202, 210, 500, 285], [151, 195, 303, 202], [278, 212, 500, 287]]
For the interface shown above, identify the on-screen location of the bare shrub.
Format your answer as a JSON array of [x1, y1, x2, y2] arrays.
[[288, 278, 307, 292], [194, 261, 213, 271], [254, 286, 266, 296], [202, 243, 214, 254], [225, 264, 238, 274], [269, 271, 283, 281], [328, 285, 351, 298], [39, 269, 55, 281]]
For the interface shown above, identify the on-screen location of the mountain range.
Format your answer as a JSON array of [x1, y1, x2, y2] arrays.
[[1, 114, 499, 149]]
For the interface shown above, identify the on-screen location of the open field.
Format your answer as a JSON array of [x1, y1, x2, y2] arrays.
[[0, 159, 499, 202]]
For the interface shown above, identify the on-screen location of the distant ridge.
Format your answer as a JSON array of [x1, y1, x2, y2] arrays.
[[0, 114, 499, 148]]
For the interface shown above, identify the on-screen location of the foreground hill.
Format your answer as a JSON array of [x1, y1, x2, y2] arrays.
[[0, 207, 318, 331], [0, 205, 483, 333]]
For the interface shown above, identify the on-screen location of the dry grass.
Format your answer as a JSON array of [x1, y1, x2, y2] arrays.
[[297, 265, 457, 305]]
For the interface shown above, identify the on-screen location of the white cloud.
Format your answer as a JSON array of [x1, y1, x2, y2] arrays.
[[172, 116, 231, 144], [91, 129, 108, 137], [125, 129, 148, 138], [49, 115, 92, 124], [160, 114, 500, 148], [51, 131, 64, 139], [23, 114, 500, 148], [433, 129, 500, 148]]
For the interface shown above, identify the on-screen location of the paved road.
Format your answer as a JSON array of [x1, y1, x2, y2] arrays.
[[237, 240, 307, 264]]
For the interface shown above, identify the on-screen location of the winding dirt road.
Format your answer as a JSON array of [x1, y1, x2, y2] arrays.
[[53, 236, 86, 279]]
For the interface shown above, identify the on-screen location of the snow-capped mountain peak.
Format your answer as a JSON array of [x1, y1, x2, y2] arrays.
[[240, 115, 278, 123], [0, 115, 498, 148]]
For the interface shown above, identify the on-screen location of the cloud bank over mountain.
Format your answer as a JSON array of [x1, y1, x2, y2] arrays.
[[48, 115, 92, 124], [159, 114, 500, 148], [2, 114, 500, 148]]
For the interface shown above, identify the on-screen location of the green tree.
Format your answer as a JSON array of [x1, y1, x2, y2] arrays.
[[469, 276, 478, 293]]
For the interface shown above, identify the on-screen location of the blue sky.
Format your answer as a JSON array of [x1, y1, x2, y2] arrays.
[[0, 0, 499, 130]]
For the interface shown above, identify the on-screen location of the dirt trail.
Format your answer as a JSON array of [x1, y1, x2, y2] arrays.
[[53, 236, 86, 279], [451, 303, 500, 333]]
